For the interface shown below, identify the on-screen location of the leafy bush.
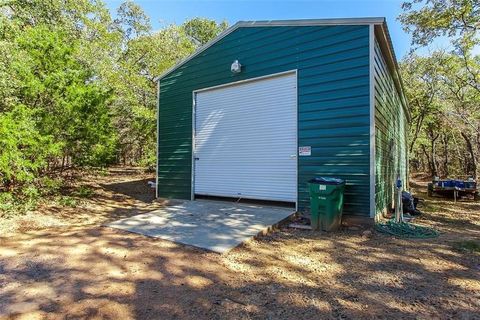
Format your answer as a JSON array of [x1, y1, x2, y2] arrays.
[[0, 105, 61, 188], [97, 168, 109, 176], [74, 186, 95, 198], [12, 25, 118, 169], [0, 192, 15, 213], [0, 191, 39, 217], [138, 147, 156, 170], [57, 196, 78, 208], [38, 177, 64, 196], [21, 186, 40, 200]]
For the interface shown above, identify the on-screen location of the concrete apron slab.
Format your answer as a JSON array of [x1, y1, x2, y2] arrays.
[[106, 200, 295, 253]]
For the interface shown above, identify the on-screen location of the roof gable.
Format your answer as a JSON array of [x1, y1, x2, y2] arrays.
[[157, 18, 388, 81], [156, 17, 408, 116]]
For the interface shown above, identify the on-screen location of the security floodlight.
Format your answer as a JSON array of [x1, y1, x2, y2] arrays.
[[231, 60, 242, 73]]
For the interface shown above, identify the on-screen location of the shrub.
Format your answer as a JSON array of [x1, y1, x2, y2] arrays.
[[0, 191, 38, 216], [21, 185, 40, 200], [57, 196, 78, 207], [0, 192, 15, 213], [38, 177, 64, 196], [138, 147, 156, 170], [0, 105, 61, 189], [74, 186, 95, 198]]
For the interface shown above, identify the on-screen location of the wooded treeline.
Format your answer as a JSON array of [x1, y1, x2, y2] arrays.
[[0, 0, 225, 196], [399, 0, 479, 179]]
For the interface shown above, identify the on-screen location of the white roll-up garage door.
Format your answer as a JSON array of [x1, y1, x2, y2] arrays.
[[193, 71, 297, 203]]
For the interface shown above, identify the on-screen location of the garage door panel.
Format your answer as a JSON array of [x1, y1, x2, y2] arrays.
[[194, 72, 297, 203]]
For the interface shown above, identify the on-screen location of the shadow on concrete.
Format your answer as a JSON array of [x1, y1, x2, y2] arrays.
[[107, 200, 294, 253]]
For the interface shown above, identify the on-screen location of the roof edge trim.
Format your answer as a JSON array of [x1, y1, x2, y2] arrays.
[[374, 22, 411, 120]]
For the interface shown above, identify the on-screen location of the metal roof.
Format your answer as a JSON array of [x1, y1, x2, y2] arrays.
[[235, 17, 386, 26], [155, 17, 408, 116]]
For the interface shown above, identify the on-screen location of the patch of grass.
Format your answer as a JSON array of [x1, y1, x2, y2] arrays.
[[1, 177, 66, 217], [1, 180, 95, 217], [39, 177, 64, 195], [453, 240, 480, 253], [97, 167, 109, 176], [0, 192, 16, 213], [0, 191, 39, 217], [74, 185, 95, 198], [57, 196, 78, 207]]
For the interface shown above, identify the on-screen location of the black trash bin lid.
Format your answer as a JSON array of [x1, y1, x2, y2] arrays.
[[308, 177, 345, 185]]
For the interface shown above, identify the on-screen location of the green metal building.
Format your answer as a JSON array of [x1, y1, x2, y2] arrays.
[[156, 18, 409, 219]]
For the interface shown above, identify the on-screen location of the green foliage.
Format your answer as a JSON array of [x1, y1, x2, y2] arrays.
[[12, 25, 117, 167], [0, 190, 40, 216], [453, 240, 480, 253], [400, 0, 480, 179], [400, 0, 480, 52], [38, 177, 64, 195], [96, 167, 109, 176], [57, 196, 78, 208], [0, 105, 61, 186], [0, 192, 15, 213], [21, 186, 40, 200], [183, 17, 228, 46], [400, 53, 443, 152], [138, 147, 156, 169], [113, 0, 151, 40], [401, 51, 480, 178], [107, 17, 197, 164], [74, 186, 95, 198], [0, 0, 229, 215]]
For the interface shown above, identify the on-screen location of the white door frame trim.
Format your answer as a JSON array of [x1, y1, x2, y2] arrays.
[[191, 69, 298, 209]]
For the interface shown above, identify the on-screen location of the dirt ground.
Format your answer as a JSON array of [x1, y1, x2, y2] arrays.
[[0, 168, 165, 235], [0, 168, 479, 319]]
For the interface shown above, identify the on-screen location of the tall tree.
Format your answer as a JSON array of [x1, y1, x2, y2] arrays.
[[0, 0, 230, 195], [183, 17, 228, 46], [399, 0, 480, 51], [103, 11, 227, 165], [400, 0, 480, 178], [438, 54, 480, 178], [400, 54, 442, 153]]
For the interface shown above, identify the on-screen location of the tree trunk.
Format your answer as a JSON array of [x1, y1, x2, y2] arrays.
[[409, 113, 425, 153], [430, 133, 439, 177], [443, 133, 449, 177], [461, 132, 477, 179], [421, 145, 434, 176], [61, 154, 66, 172]]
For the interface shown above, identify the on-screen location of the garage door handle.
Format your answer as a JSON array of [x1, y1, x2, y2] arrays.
[[195, 157, 200, 160], [290, 155, 297, 159]]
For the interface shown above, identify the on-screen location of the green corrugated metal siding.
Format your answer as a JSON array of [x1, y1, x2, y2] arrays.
[[374, 39, 408, 216], [158, 25, 371, 216]]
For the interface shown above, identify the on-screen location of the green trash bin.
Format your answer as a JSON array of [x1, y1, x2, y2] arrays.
[[308, 177, 346, 231]]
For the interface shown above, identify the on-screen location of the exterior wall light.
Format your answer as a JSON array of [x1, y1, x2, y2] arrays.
[[231, 60, 242, 73]]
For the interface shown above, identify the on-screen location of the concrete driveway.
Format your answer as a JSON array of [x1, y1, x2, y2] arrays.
[[106, 200, 295, 253]]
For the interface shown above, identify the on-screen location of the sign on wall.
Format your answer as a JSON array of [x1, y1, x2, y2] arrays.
[[298, 146, 311, 156]]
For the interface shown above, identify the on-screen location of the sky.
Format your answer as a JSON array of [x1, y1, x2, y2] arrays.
[[104, 0, 451, 60]]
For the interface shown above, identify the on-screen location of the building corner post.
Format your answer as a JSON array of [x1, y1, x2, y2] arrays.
[[156, 80, 160, 199], [369, 24, 376, 219]]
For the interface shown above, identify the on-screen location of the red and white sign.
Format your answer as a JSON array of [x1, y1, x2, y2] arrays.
[[299, 146, 311, 156]]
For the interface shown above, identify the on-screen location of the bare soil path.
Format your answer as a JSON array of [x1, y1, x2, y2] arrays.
[[1, 169, 479, 319]]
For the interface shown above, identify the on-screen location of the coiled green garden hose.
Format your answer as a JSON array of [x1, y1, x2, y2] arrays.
[[375, 219, 439, 239]]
